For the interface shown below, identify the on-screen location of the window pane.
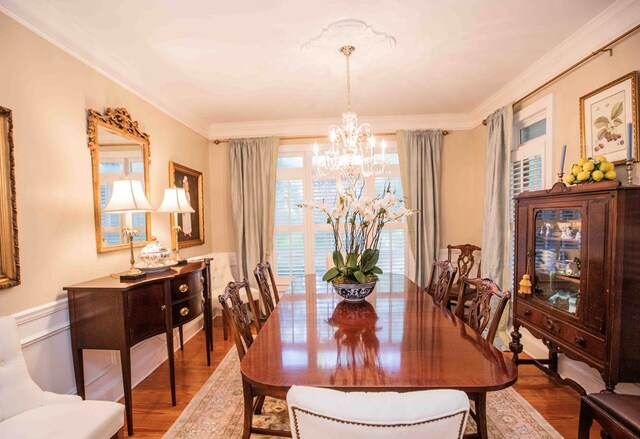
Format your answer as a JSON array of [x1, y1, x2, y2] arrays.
[[275, 231, 306, 276], [385, 152, 400, 165], [520, 119, 546, 144], [314, 231, 335, 275], [312, 178, 337, 224], [277, 156, 304, 168], [375, 176, 403, 199], [99, 162, 123, 174], [130, 161, 144, 173], [377, 229, 405, 275], [275, 180, 304, 225]]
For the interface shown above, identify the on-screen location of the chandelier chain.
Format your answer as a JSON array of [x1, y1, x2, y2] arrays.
[[346, 49, 351, 112]]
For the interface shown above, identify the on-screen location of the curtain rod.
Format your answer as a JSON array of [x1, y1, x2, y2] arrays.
[[481, 23, 640, 126], [212, 130, 449, 145]]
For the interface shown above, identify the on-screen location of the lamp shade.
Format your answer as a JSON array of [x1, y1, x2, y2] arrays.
[[103, 179, 153, 213], [157, 187, 195, 213]]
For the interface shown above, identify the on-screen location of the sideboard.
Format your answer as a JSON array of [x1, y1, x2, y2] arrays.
[[64, 260, 213, 436]]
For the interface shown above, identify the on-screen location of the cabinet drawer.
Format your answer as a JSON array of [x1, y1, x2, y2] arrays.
[[172, 294, 203, 326], [516, 302, 605, 361], [171, 270, 204, 300]]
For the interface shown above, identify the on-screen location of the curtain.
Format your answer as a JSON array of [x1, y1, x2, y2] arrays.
[[397, 130, 443, 289], [230, 137, 279, 284], [481, 106, 513, 348]]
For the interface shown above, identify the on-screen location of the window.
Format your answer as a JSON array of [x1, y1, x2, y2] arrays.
[[274, 144, 406, 282], [509, 94, 554, 285]]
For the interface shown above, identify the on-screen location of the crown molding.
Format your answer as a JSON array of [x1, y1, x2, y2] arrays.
[[0, 4, 210, 137], [207, 113, 474, 140], [469, 0, 640, 125]]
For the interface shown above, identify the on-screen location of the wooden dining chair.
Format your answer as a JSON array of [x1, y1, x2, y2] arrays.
[[425, 260, 457, 306], [455, 276, 510, 439], [218, 280, 291, 439], [253, 262, 280, 319], [446, 244, 481, 310]]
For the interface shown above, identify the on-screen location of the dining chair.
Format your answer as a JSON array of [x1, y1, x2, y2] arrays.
[[287, 385, 469, 439], [425, 260, 457, 306], [218, 281, 290, 438], [455, 276, 510, 439], [253, 261, 280, 319], [446, 244, 481, 310]]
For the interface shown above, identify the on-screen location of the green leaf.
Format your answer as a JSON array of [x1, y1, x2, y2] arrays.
[[322, 267, 340, 282], [611, 102, 623, 120], [370, 266, 383, 274], [347, 253, 358, 269], [332, 251, 345, 269], [354, 270, 366, 284], [613, 118, 623, 126], [593, 117, 610, 129], [362, 249, 379, 273], [597, 128, 608, 140]]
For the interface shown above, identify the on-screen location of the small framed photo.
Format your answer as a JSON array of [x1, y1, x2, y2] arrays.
[[580, 71, 638, 164], [169, 161, 204, 249]]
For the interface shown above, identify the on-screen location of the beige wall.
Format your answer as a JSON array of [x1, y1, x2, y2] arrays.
[[208, 141, 235, 252], [440, 126, 486, 248], [0, 13, 211, 315], [517, 31, 640, 180]]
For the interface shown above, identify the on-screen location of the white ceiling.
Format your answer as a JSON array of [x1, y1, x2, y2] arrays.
[[0, 0, 629, 137]]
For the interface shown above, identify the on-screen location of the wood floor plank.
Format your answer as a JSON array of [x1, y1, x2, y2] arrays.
[[122, 317, 602, 438]]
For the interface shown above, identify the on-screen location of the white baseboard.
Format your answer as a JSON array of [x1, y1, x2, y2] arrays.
[[12, 297, 207, 401]]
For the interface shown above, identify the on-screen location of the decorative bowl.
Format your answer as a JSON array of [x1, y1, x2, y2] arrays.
[[139, 241, 171, 267], [332, 280, 377, 303]]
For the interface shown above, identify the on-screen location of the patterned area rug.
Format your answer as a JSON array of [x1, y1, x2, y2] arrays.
[[164, 348, 562, 438]]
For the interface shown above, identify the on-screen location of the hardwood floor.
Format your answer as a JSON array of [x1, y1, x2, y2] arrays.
[[122, 317, 601, 438]]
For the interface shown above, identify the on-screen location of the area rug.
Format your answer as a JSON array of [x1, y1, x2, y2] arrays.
[[164, 348, 562, 438]]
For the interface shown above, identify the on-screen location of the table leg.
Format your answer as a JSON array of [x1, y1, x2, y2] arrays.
[[164, 282, 176, 406], [476, 392, 487, 439], [120, 348, 134, 436], [71, 347, 85, 399]]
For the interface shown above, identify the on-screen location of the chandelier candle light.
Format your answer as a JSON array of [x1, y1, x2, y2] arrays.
[[312, 46, 387, 187]]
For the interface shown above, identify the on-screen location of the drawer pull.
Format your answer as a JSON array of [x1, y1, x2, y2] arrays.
[[180, 307, 190, 317], [523, 309, 531, 317], [544, 317, 560, 334], [200, 276, 205, 284], [179, 284, 189, 293], [575, 336, 586, 346], [161, 305, 167, 311]]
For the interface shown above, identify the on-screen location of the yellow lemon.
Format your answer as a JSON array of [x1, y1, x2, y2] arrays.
[[563, 173, 576, 185], [591, 170, 604, 181], [582, 161, 595, 172], [571, 164, 582, 176], [595, 155, 608, 163], [577, 171, 591, 181], [577, 157, 589, 166], [605, 170, 617, 180], [599, 162, 613, 173]]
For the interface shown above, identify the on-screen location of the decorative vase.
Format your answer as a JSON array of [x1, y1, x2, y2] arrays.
[[331, 280, 377, 303]]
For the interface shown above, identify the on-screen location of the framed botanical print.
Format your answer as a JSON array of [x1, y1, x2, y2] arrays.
[[169, 161, 204, 249], [580, 71, 638, 164]]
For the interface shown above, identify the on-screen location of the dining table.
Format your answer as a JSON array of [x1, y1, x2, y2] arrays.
[[240, 273, 518, 439]]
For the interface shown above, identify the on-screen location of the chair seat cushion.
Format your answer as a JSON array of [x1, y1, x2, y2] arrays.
[[0, 400, 123, 439], [587, 393, 640, 436]]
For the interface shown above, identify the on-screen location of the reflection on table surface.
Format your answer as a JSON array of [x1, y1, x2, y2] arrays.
[[241, 273, 517, 393]]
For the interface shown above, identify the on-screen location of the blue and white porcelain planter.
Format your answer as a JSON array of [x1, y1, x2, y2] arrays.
[[332, 280, 377, 302]]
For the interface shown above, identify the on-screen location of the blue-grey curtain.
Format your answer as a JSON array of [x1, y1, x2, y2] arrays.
[[397, 130, 443, 288], [230, 137, 278, 283], [482, 106, 512, 348]]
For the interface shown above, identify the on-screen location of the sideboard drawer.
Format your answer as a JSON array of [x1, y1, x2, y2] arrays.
[[171, 270, 204, 300], [516, 302, 605, 361], [172, 294, 203, 326]]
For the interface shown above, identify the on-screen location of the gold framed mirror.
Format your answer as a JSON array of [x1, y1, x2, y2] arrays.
[[88, 108, 152, 253], [0, 106, 20, 288]]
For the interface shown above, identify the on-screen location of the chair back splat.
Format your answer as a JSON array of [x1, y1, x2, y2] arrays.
[[456, 277, 510, 344], [253, 262, 279, 317], [447, 244, 481, 280], [218, 280, 260, 359], [426, 260, 457, 306]]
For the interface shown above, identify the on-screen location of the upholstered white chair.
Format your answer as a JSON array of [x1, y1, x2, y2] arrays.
[[287, 386, 469, 439], [0, 316, 124, 439], [197, 253, 257, 339]]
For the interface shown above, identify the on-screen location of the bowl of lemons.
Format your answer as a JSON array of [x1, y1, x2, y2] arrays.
[[563, 155, 617, 185]]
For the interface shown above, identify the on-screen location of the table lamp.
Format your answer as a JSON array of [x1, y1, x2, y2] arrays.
[[157, 187, 195, 265], [103, 178, 154, 280]]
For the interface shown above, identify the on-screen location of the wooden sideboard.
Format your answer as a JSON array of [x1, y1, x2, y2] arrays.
[[511, 181, 640, 393], [64, 260, 213, 436]]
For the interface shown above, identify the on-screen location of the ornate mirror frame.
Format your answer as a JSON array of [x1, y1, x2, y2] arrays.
[[88, 107, 152, 253], [0, 106, 20, 288]]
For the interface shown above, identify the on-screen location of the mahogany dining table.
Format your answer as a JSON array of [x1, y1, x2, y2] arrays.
[[240, 274, 518, 439]]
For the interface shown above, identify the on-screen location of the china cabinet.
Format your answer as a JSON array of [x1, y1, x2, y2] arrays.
[[510, 181, 640, 392]]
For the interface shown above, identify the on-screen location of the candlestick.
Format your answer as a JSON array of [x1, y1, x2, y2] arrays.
[[627, 160, 633, 185], [559, 144, 566, 175], [627, 122, 633, 162]]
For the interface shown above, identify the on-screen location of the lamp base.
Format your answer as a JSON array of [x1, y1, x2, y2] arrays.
[[114, 267, 147, 281]]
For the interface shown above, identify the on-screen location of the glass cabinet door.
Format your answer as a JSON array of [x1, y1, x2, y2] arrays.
[[533, 209, 581, 315]]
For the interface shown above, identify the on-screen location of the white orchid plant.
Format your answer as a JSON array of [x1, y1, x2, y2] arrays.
[[300, 183, 416, 284]]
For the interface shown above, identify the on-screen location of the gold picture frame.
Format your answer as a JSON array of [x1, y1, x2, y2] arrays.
[[169, 161, 204, 249], [580, 71, 639, 164], [0, 106, 20, 288]]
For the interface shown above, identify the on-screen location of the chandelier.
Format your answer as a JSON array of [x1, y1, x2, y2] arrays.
[[312, 46, 387, 185]]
